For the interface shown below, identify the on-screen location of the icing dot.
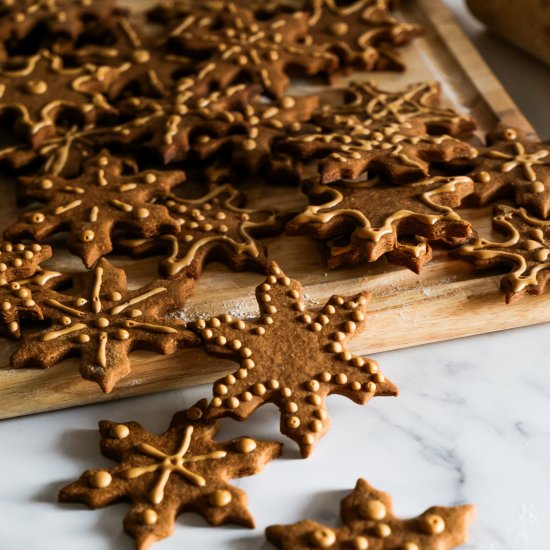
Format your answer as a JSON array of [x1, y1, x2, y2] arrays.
[[209, 490, 232, 507], [8, 321, 18, 333], [330, 22, 348, 35], [234, 438, 257, 453], [351, 357, 365, 367], [89, 471, 112, 489], [115, 329, 130, 340], [78, 334, 91, 343], [303, 433, 314, 445], [30, 213, 45, 224], [241, 347, 252, 358], [253, 383, 266, 396], [351, 536, 369, 549], [403, 543, 419, 550], [328, 342, 342, 353], [1, 301, 10, 311], [61, 316, 72, 326], [350, 381, 361, 391], [335, 373, 347, 385], [41, 178, 53, 189], [80, 230, 95, 242], [129, 309, 142, 318], [236, 368, 248, 379], [373, 523, 391, 538], [310, 527, 336, 547], [419, 514, 446, 535], [286, 402, 298, 413], [310, 420, 323, 433], [241, 391, 252, 402], [365, 381, 377, 393], [351, 311, 365, 322], [320, 372, 332, 383], [308, 380, 320, 392], [310, 322, 322, 332], [287, 416, 300, 429], [186, 406, 203, 420], [230, 339, 242, 350], [280, 387, 292, 397], [141, 508, 158, 525], [211, 397, 222, 407], [308, 394, 321, 406], [134, 208, 150, 219], [373, 372, 385, 383], [360, 500, 386, 520], [227, 397, 240, 409], [215, 384, 228, 396], [242, 358, 255, 369], [75, 298, 87, 307], [110, 424, 130, 439], [267, 379, 279, 389], [108, 292, 122, 301], [95, 317, 109, 328]]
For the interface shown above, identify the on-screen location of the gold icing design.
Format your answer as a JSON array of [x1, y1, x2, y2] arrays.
[[121, 426, 227, 504]]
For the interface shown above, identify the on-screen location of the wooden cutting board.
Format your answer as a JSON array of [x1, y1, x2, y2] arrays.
[[0, 0, 547, 420]]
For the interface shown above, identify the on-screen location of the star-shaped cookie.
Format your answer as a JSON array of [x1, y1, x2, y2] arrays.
[[456, 204, 550, 303], [59, 399, 282, 549], [118, 184, 285, 279], [468, 127, 550, 219], [306, 0, 422, 72], [0, 49, 121, 148], [266, 478, 475, 549], [5, 150, 184, 268], [10, 258, 198, 392], [287, 175, 474, 273], [107, 82, 257, 164], [282, 120, 477, 184], [168, 2, 338, 98], [315, 80, 476, 137], [196, 262, 398, 458]]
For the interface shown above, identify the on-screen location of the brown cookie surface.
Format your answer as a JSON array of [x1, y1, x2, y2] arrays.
[[196, 261, 397, 458], [59, 399, 282, 549], [5, 150, 184, 268], [468, 127, 550, 219], [306, 0, 422, 72], [0, 241, 58, 338], [266, 478, 475, 549], [287, 175, 474, 273], [118, 184, 285, 279], [0, 49, 121, 148], [167, 3, 338, 98], [10, 258, 198, 392], [456, 204, 550, 303]]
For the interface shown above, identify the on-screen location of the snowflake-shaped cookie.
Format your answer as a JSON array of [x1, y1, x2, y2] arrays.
[[457, 204, 550, 303], [196, 262, 397, 457], [10, 259, 198, 392], [267, 478, 475, 549], [59, 400, 282, 549], [5, 150, 184, 268]]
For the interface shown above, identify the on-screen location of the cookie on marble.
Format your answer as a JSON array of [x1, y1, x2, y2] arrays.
[[287, 175, 474, 273], [266, 478, 476, 549], [5, 150, 184, 268], [59, 399, 282, 549], [10, 258, 199, 392], [467, 127, 550, 219], [117, 184, 286, 279], [456, 204, 550, 303], [0, 49, 121, 148], [197, 261, 398, 458]]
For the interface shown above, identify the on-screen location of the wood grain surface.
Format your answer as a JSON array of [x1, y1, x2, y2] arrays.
[[1, 0, 547, 420]]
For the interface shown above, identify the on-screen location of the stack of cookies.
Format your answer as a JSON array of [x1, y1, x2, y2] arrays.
[[1, 0, 549, 548]]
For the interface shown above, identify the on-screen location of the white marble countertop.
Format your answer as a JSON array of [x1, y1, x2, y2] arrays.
[[2, 2, 550, 549]]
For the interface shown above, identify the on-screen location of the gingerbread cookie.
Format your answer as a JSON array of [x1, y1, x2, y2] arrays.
[[0, 0, 122, 52], [5, 150, 184, 268], [59, 399, 282, 549], [467, 127, 550, 219], [168, 3, 338, 98], [457, 204, 550, 303], [305, 0, 422, 72], [287, 175, 474, 273], [0, 49, 122, 148], [196, 262, 397, 458], [266, 478, 475, 549], [281, 119, 477, 184], [107, 82, 257, 164], [68, 18, 193, 100], [193, 94, 319, 179], [10, 258, 199, 392], [118, 184, 285, 279], [315, 81, 476, 137], [0, 241, 61, 338]]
